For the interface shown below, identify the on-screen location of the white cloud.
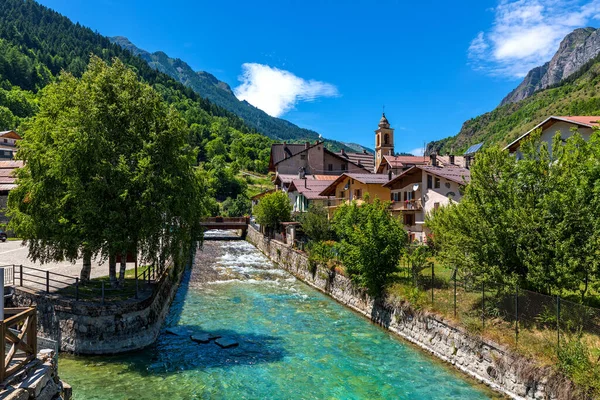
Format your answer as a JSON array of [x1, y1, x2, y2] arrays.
[[234, 63, 339, 117], [409, 147, 425, 156], [468, 0, 600, 77]]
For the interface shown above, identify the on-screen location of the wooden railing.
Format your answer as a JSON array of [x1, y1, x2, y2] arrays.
[[390, 198, 423, 211], [0, 307, 37, 382]]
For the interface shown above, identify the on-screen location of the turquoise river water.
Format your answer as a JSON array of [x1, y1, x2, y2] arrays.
[[59, 235, 496, 399]]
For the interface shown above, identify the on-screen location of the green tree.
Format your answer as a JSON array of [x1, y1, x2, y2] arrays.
[[222, 194, 251, 217], [8, 56, 208, 285], [299, 205, 333, 243], [333, 199, 407, 297], [253, 191, 292, 232]]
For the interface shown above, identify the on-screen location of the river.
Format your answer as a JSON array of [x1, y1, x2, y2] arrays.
[[59, 233, 497, 399]]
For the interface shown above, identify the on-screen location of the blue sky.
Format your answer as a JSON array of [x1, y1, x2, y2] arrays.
[[38, 0, 600, 154]]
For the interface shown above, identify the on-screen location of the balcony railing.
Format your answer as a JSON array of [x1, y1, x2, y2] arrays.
[[326, 198, 366, 207], [390, 198, 422, 211]]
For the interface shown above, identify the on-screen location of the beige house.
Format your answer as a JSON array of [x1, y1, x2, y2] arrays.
[[504, 116, 600, 157], [319, 173, 391, 217], [384, 162, 470, 242]]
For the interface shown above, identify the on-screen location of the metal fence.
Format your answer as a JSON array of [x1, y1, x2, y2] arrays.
[[1, 263, 168, 304], [401, 263, 600, 355]]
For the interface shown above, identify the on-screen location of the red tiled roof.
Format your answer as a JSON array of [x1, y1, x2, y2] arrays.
[[384, 165, 470, 188], [319, 173, 390, 196], [0, 160, 23, 169]]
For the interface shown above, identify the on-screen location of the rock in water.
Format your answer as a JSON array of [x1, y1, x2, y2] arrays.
[[165, 327, 192, 336], [215, 337, 238, 349]]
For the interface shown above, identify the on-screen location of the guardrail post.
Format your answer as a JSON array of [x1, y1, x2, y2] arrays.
[[19, 265, 22, 287], [75, 278, 79, 301], [46, 271, 50, 293], [101, 282, 105, 305]]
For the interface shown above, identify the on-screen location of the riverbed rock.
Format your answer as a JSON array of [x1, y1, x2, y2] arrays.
[[190, 333, 221, 344], [215, 337, 238, 348], [165, 326, 192, 336]]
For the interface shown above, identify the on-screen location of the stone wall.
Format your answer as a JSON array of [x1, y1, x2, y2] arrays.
[[247, 225, 575, 400], [10, 262, 187, 355], [1, 349, 71, 400]]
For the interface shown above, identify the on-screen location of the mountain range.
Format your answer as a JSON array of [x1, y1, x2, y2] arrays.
[[110, 36, 371, 154], [427, 27, 600, 155]]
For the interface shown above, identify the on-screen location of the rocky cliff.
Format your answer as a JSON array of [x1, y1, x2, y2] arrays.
[[501, 27, 599, 105]]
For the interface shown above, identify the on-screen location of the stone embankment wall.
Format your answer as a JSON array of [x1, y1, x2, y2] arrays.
[[1, 349, 71, 400], [10, 263, 187, 355], [248, 226, 574, 400]]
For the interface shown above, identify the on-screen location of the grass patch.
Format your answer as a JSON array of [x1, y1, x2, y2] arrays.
[[57, 265, 152, 302]]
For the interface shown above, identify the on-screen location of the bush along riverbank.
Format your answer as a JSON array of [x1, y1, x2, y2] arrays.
[[247, 225, 580, 400]]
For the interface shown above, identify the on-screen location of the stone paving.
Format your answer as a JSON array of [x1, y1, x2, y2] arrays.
[[0, 240, 134, 280]]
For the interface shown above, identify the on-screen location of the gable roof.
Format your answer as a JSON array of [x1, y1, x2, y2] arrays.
[[376, 155, 428, 173], [0, 130, 21, 140], [384, 165, 470, 188], [319, 173, 390, 196], [288, 179, 332, 200], [273, 173, 338, 187], [504, 116, 600, 152], [336, 150, 375, 171]]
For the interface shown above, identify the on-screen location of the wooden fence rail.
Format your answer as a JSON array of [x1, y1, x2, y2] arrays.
[[0, 307, 37, 383]]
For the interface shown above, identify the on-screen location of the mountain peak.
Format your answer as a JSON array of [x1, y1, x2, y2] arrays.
[[500, 27, 599, 105]]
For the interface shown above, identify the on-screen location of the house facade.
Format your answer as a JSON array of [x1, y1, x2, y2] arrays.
[[0, 130, 22, 159], [384, 162, 470, 242], [287, 179, 332, 212], [504, 116, 600, 157], [319, 173, 391, 217]]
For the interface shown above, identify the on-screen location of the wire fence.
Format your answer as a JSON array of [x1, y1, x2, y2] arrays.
[[399, 263, 600, 358]]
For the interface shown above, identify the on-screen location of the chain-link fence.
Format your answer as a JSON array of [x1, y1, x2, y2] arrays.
[[397, 263, 600, 361]]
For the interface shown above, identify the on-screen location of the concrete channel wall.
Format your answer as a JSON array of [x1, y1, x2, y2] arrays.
[[10, 262, 187, 355], [247, 225, 576, 400]]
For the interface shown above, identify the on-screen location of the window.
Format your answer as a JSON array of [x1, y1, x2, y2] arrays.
[[427, 175, 432, 189], [403, 214, 414, 226], [339, 191, 345, 198], [354, 189, 362, 199], [300, 154, 306, 160], [3, 139, 6, 143], [328, 164, 333, 171], [341, 164, 346, 171], [393, 192, 400, 201], [434, 177, 440, 189], [384, 134, 389, 145], [434, 202, 440, 210]]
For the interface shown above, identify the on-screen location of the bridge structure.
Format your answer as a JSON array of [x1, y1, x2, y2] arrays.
[[200, 217, 249, 239]]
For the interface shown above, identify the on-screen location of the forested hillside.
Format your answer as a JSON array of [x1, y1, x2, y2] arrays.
[[0, 0, 275, 214], [109, 36, 371, 154], [426, 33, 600, 155]]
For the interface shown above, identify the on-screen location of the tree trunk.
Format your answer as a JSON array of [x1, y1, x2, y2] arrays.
[[80, 250, 92, 282], [118, 253, 127, 286], [109, 254, 117, 288]]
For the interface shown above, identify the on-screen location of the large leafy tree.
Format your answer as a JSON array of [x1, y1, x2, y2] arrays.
[[333, 199, 407, 298], [8, 56, 208, 285], [428, 129, 600, 299], [253, 191, 292, 231]]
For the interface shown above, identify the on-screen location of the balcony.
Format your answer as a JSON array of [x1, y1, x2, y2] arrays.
[[325, 198, 366, 208], [390, 198, 422, 211]]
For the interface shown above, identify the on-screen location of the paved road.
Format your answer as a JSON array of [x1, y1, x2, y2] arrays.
[[0, 240, 134, 279]]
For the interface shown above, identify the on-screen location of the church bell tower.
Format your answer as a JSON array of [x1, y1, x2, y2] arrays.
[[374, 113, 394, 172]]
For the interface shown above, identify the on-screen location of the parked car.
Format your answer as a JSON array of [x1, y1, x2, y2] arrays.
[[0, 231, 7, 242]]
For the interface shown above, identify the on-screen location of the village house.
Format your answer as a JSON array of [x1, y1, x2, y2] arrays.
[[287, 178, 332, 213], [0, 130, 22, 159], [268, 141, 371, 191], [504, 116, 600, 157], [0, 160, 23, 225], [383, 154, 470, 242], [319, 173, 391, 217]]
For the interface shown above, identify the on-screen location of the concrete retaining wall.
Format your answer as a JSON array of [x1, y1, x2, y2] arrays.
[[10, 263, 186, 355], [248, 225, 575, 400]]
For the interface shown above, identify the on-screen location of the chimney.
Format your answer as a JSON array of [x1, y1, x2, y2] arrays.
[[430, 152, 437, 167], [304, 179, 307, 188], [341, 149, 346, 157], [305, 141, 310, 149], [449, 155, 455, 165], [298, 167, 306, 179], [388, 170, 392, 181], [363, 149, 367, 154]]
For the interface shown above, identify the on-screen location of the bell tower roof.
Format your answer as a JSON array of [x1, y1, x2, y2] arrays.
[[378, 113, 390, 128]]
